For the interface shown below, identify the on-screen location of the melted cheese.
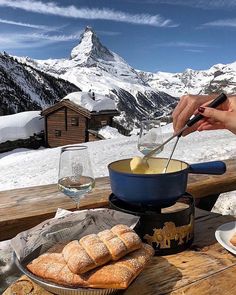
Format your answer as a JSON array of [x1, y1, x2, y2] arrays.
[[130, 156, 150, 174]]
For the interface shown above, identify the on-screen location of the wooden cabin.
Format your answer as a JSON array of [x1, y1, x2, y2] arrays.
[[41, 94, 120, 148]]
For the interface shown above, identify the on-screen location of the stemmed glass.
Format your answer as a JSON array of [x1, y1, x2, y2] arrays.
[[137, 119, 164, 156], [58, 145, 95, 205]]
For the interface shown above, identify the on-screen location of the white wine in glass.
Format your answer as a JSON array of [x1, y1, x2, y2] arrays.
[[58, 145, 95, 204], [138, 119, 164, 156]]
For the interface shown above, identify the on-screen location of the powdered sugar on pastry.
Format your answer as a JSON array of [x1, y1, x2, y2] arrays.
[[27, 243, 154, 289], [62, 224, 142, 274]]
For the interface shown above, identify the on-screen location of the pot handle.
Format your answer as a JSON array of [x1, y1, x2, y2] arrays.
[[189, 161, 226, 175]]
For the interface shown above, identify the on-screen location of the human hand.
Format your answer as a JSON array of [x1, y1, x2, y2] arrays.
[[172, 93, 219, 135], [197, 95, 236, 135]]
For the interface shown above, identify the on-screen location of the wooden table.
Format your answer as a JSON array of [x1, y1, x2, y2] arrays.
[[1, 157, 236, 294], [0, 158, 236, 241], [2, 208, 236, 294]]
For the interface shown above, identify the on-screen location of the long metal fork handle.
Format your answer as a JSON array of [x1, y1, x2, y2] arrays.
[[162, 135, 181, 173]]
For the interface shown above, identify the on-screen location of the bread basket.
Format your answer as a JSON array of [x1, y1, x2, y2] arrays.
[[14, 252, 118, 295]]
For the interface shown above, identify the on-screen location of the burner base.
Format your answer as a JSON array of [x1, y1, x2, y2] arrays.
[[109, 193, 194, 256]]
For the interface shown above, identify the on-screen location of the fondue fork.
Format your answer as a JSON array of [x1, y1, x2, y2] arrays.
[[162, 134, 180, 173], [143, 93, 228, 165]]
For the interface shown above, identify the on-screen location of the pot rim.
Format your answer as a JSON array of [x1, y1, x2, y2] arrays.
[[108, 157, 190, 176]]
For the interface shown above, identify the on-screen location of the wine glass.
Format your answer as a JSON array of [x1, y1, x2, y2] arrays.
[[58, 145, 95, 205], [137, 119, 164, 156]]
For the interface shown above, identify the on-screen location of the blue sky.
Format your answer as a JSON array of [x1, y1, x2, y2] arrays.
[[1, 0, 236, 72]]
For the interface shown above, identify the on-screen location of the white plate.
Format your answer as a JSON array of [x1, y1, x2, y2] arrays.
[[215, 221, 236, 255]]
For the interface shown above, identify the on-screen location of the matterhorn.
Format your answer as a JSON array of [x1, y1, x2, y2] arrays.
[[18, 26, 177, 129]]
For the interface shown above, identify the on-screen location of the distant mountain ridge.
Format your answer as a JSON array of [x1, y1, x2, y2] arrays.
[[0, 52, 80, 115], [140, 64, 236, 98], [3, 26, 235, 129]]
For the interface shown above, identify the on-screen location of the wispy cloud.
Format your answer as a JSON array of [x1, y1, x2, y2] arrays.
[[29, 32, 83, 41], [0, 31, 83, 50], [0, 0, 178, 27], [184, 49, 204, 53], [0, 18, 51, 30], [136, 0, 236, 10], [202, 19, 236, 28], [154, 41, 209, 48], [150, 41, 210, 52], [0, 33, 52, 49]]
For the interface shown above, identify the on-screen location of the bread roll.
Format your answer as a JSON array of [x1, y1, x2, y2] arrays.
[[97, 229, 127, 260], [111, 224, 142, 252], [27, 243, 154, 289], [62, 240, 96, 275], [27, 253, 86, 287], [83, 243, 155, 289], [62, 224, 142, 274]]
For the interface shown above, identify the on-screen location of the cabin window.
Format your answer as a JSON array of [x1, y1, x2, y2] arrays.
[[55, 129, 61, 137], [71, 117, 79, 126], [101, 120, 107, 126]]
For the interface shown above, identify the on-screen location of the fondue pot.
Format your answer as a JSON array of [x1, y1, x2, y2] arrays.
[[108, 158, 226, 207]]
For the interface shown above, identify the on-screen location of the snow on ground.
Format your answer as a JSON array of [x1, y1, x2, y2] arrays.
[[0, 111, 235, 215], [98, 126, 125, 139]]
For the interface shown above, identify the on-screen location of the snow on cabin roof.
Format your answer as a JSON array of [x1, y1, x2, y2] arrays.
[[62, 91, 117, 112], [0, 111, 43, 144]]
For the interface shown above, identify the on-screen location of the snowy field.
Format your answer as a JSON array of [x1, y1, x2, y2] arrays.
[[0, 112, 235, 215]]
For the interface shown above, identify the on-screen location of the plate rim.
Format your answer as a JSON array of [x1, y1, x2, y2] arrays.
[[215, 220, 236, 255]]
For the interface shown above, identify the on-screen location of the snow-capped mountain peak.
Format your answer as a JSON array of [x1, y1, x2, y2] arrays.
[[12, 26, 177, 129], [70, 26, 114, 64]]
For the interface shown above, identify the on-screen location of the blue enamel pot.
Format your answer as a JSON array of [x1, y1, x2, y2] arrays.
[[108, 158, 226, 207]]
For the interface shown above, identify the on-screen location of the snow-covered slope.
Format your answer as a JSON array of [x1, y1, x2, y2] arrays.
[[0, 52, 80, 115], [17, 27, 177, 129]]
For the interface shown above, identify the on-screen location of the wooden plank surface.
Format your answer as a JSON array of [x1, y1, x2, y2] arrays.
[[3, 209, 236, 295], [170, 265, 236, 295], [0, 184, 76, 241], [124, 209, 236, 295], [0, 159, 235, 241]]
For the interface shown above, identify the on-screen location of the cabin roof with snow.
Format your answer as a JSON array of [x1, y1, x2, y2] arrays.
[[41, 91, 119, 117]]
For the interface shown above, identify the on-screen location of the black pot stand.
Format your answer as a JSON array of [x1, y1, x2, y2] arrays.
[[109, 193, 195, 256]]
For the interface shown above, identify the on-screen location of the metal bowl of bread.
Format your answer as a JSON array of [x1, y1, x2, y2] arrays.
[[14, 224, 154, 295]]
